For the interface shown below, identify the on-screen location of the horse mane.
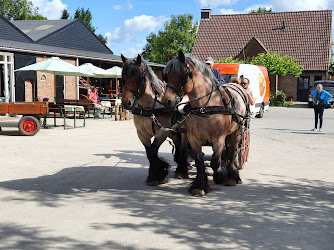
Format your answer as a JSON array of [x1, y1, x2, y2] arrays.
[[123, 56, 166, 96], [164, 55, 218, 85]]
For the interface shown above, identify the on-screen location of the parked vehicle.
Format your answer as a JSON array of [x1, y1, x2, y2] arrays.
[[213, 63, 270, 118], [308, 80, 334, 108]]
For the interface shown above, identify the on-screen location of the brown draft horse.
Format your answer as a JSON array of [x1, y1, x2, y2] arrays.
[[121, 54, 189, 186], [162, 50, 249, 196]]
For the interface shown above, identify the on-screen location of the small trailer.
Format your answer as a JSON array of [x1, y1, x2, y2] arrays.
[[0, 102, 48, 136]]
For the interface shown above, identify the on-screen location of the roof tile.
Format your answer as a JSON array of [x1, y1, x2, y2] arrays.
[[193, 10, 332, 71]]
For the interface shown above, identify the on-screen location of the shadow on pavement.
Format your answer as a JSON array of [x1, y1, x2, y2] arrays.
[[0, 172, 333, 249]]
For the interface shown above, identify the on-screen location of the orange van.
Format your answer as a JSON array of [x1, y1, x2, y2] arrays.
[[213, 63, 270, 118]]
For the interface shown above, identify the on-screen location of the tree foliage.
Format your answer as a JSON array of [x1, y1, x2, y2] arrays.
[[329, 60, 334, 76], [0, 0, 46, 20], [249, 7, 273, 14], [74, 7, 107, 45], [142, 14, 198, 64], [75, 7, 95, 32], [61, 9, 70, 19], [216, 51, 303, 77]]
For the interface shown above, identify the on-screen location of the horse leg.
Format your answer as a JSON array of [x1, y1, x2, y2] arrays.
[[211, 136, 228, 184], [224, 130, 242, 186], [187, 140, 209, 196], [173, 132, 190, 179], [144, 131, 170, 186]]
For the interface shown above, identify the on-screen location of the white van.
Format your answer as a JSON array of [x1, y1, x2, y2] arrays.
[[213, 63, 270, 118]]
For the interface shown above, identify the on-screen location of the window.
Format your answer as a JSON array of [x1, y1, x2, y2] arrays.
[[314, 76, 322, 82]]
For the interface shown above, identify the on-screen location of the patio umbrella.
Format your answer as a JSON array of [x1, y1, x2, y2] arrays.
[[106, 66, 122, 95], [77, 63, 117, 78], [15, 57, 94, 102]]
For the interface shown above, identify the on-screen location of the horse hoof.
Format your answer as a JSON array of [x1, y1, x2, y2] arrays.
[[146, 180, 160, 186], [174, 173, 188, 179], [224, 178, 237, 186], [192, 189, 205, 197]]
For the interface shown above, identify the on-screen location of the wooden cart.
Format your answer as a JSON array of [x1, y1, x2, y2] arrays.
[[0, 102, 48, 136]]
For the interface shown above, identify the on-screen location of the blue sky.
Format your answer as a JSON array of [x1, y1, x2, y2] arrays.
[[30, 0, 333, 58]]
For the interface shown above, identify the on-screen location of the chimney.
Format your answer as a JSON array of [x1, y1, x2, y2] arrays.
[[201, 8, 211, 20]]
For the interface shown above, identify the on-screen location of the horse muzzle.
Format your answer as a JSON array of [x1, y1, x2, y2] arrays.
[[122, 97, 135, 110], [162, 96, 179, 110]]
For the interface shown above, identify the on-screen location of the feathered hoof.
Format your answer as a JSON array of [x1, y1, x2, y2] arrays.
[[174, 172, 188, 179], [224, 178, 237, 186], [192, 189, 206, 197], [145, 180, 160, 186]]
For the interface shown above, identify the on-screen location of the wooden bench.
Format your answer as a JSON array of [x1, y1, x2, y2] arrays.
[[61, 98, 112, 119], [43, 103, 65, 128], [43, 103, 86, 129]]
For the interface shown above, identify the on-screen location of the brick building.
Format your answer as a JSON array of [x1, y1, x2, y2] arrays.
[[192, 10, 332, 101], [0, 15, 164, 103]]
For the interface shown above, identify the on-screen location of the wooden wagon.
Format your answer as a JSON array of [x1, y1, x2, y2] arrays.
[[0, 102, 48, 136]]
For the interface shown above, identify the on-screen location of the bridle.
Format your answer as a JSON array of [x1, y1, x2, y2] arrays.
[[163, 58, 193, 103], [122, 65, 147, 100]]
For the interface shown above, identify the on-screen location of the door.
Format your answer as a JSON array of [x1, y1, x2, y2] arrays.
[[297, 76, 310, 101], [55, 75, 64, 103], [14, 55, 36, 102]]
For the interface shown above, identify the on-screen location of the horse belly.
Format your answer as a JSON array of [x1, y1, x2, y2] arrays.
[[185, 114, 231, 142]]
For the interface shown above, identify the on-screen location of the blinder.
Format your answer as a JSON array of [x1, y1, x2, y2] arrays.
[[122, 66, 146, 100], [164, 59, 193, 104]]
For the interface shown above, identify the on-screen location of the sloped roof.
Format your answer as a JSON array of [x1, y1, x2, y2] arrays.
[[0, 15, 33, 43], [12, 19, 112, 54], [0, 15, 165, 68], [11, 19, 75, 41], [192, 10, 332, 71]]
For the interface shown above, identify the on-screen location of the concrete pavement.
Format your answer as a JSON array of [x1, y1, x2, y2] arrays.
[[0, 105, 333, 249]]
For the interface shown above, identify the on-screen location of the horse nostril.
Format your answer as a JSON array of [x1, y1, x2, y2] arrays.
[[127, 100, 132, 107], [167, 99, 172, 107]]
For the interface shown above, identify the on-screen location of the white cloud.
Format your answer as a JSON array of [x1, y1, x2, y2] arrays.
[[30, 0, 67, 19], [219, 4, 272, 15], [218, 8, 241, 15], [106, 15, 168, 43], [113, 5, 122, 10], [113, 0, 134, 11], [121, 40, 147, 58], [244, 4, 273, 13], [199, 0, 239, 9], [270, 0, 330, 11]]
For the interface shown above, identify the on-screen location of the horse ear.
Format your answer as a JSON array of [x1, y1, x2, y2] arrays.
[[178, 50, 186, 63], [136, 54, 142, 66], [121, 54, 127, 63], [167, 51, 174, 60]]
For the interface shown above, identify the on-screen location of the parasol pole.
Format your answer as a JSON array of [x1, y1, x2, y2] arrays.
[[54, 72, 57, 103]]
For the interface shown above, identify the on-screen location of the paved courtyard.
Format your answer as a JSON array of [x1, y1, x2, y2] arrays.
[[0, 104, 333, 249]]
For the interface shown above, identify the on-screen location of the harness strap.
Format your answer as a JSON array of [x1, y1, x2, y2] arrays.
[[190, 106, 233, 116], [132, 107, 174, 117]]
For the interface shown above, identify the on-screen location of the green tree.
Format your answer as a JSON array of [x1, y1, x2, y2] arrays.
[[75, 7, 95, 32], [329, 60, 334, 76], [217, 52, 303, 94], [0, 0, 46, 20], [250, 52, 303, 77], [74, 7, 107, 45], [61, 9, 70, 19], [142, 14, 198, 64], [249, 7, 273, 14]]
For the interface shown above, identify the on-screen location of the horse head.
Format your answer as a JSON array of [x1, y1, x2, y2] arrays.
[[121, 54, 147, 110], [162, 50, 194, 110]]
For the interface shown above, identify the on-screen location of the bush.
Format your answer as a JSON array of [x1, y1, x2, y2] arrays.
[[270, 92, 286, 106]]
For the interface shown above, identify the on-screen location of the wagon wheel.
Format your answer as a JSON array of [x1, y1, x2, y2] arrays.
[[18, 116, 40, 136]]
